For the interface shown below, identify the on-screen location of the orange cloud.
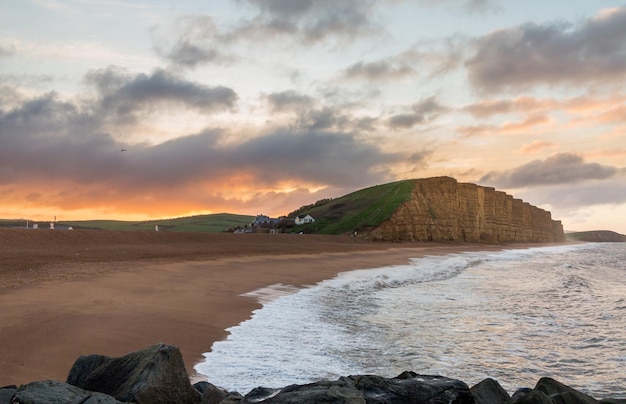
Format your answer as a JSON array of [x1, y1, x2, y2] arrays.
[[520, 140, 557, 155]]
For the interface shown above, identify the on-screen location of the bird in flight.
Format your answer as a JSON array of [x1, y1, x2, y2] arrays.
[[121, 149, 126, 152]]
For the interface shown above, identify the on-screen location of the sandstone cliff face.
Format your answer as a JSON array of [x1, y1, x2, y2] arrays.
[[368, 177, 565, 243]]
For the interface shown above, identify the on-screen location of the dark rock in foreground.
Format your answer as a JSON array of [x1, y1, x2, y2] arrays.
[[471, 377, 511, 403], [11, 380, 126, 403], [241, 372, 473, 403], [66, 343, 200, 403], [0, 344, 623, 403]]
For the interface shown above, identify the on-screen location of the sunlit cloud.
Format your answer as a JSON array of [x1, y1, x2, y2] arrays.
[[520, 140, 557, 155]]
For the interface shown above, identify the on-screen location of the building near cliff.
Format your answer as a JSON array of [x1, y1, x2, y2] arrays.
[[368, 177, 564, 243], [295, 214, 315, 225]]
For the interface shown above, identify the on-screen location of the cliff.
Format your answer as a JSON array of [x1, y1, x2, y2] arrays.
[[368, 177, 565, 243]]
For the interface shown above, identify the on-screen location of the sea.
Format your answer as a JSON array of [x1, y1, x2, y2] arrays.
[[194, 243, 626, 399]]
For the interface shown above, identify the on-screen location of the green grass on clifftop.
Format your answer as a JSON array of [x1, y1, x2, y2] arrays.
[[566, 230, 626, 242], [289, 180, 416, 235], [59, 213, 254, 233]]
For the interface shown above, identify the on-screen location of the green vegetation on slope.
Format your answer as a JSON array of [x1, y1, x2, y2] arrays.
[[566, 230, 626, 242], [59, 213, 255, 233], [288, 180, 416, 235]]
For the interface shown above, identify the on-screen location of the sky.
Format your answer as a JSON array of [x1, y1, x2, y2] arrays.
[[1, 0, 625, 233]]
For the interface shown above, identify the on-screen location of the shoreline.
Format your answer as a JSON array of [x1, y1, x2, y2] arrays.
[[0, 230, 563, 386]]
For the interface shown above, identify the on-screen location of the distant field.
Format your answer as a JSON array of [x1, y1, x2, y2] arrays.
[[32, 213, 255, 233], [566, 230, 626, 242]]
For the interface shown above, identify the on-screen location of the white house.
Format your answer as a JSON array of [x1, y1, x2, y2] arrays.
[[295, 214, 315, 225]]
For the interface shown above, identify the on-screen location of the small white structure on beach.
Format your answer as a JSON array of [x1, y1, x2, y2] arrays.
[[295, 214, 315, 225]]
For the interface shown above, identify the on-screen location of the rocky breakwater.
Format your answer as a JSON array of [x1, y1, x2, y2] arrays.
[[369, 177, 565, 243], [2, 344, 623, 403]]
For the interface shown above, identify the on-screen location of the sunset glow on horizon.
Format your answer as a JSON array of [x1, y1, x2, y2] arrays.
[[1, 1, 626, 232]]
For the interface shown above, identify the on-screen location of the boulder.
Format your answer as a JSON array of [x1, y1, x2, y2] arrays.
[[67, 343, 200, 403], [66, 354, 111, 387], [244, 380, 365, 403], [508, 388, 554, 404], [508, 379, 601, 404], [0, 386, 16, 404], [241, 372, 474, 403], [534, 377, 598, 404], [194, 381, 230, 404], [471, 378, 510, 404], [11, 380, 125, 404]]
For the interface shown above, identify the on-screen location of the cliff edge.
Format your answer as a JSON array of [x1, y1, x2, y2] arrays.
[[367, 177, 565, 243]]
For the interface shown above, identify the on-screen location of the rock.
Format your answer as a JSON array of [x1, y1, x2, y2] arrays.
[[194, 381, 211, 395], [368, 177, 565, 243], [507, 379, 602, 404], [244, 380, 365, 403], [11, 380, 125, 404], [241, 372, 474, 403], [471, 378, 510, 404], [0, 385, 16, 404], [534, 377, 598, 404], [66, 354, 111, 387], [67, 343, 200, 403], [508, 387, 554, 404], [219, 391, 244, 403], [194, 381, 230, 404]]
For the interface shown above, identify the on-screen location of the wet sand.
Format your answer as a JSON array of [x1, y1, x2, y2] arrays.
[[0, 229, 549, 386]]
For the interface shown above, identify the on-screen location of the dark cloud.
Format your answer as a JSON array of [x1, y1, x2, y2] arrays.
[[230, 130, 398, 187], [466, 7, 626, 91], [388, 96, 448, 128], [265, 89, 379, 133], [344, 60, 414, 81], [0, 91, 414, 194], [152, 15, 232, 68], [479, 153, 619, 189], [525, 177, 626, 211], [417, 0, 500, 13], [155, 0, 381, 67], [266, 90, 314, 112], [84, 66, 237, 124], [239, 0, 379, 44]]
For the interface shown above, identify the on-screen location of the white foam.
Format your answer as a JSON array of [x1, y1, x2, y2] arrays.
[[241, 283, 301, 305]]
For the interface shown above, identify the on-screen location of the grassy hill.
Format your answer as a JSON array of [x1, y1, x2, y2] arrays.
[[288, 180, 416, 235], [59, 213, 254, 233], [566, 230, 626, 242]]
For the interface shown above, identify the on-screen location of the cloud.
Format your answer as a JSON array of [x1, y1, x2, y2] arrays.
[[0, 90, 418, 216], [388, 96, 448, 128], [265, 90, 314, 112], [466, 7, 626, 92], [152, 15, 234, 68], [520, 140, 556, 155], [462, 96, 558, 118], [264, 89, 380, 133], [84, 66, 237, 124], [0, 44, 16, 58], [417, 0, 501, 13], [479, 153, 619, 188], [238, 0, 379, 44], [155, 0, 382, 67], [344, 59, 414, 81]]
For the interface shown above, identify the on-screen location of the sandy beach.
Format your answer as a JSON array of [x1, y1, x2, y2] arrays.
[[0, 229, 546, 386]]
